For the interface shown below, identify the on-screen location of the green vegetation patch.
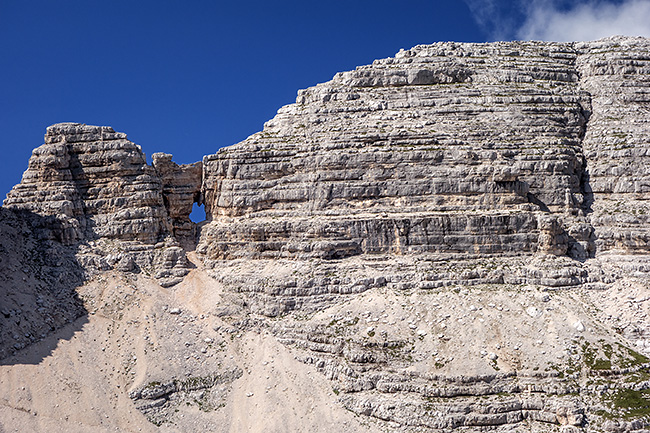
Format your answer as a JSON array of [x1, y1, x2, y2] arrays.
[[582, 341, 612, 370], [608, 389, 650, 420], [617, 343, 650, 368], [577, 339, 649, 373]]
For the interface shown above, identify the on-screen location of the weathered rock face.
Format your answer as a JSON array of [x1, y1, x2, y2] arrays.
[[198, 40, 591, 264], [151, 152, 202, 245], [5, 123, 168, 243], [0, 207, 86, 361], [575, 38, 650, 254], [2, 36, 650, 433], [197, 37, 648, 269], [190, 38, 650, 432], [7, 38, 648, 286], [3, 123, 202, 286]]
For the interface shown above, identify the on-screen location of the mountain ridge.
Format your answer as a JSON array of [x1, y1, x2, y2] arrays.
[[1, 36, 649, 432]]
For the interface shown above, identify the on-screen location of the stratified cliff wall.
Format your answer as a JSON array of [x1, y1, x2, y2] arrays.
[[2, 36, 650, 432], [5, 123, 168, 243], [575, 38, 650, 253], [4, 36, 649, 300], [3, 123, 199, 287], [200, 40, 589, 262], [197, 37, 648, 267]]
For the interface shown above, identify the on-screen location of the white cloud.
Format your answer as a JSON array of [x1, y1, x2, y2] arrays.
[[518, 0, 650, 41], [463, 0, 523, 40]]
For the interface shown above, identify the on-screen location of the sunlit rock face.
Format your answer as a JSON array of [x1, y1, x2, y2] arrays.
[[3, 123, 201, 287], [198, 37, 644, 265], [194, 35, 650, 334], [5, 123, 168, 243], [575, 38, 650, 254], [4, 37, 649, 303], [2, 36, 650, 432], [5, 37, 649, 297]]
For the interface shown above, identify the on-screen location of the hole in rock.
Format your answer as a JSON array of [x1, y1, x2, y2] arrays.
[[189, 202, 206, 223]]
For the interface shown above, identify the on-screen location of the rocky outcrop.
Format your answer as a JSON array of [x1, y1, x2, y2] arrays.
[[152, 153, 202, 245], [198, 39, 594, 265], [0, 207, 86, 360], [3, 37, 649, 319], [576, 38, 650, 255], [3, 123, 201, 286], [7, 38, 648, 287], [194, 37, 649, 310], [2, 36, 650, 432], [5, 123, 167, 243], [192, 37, 649, 431], [197, 37, 648, 268], [128, 368, 242, 426]]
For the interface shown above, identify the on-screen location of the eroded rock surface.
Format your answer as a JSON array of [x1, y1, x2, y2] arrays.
[[199, 40, 591, 266], [152, 153, 202, 246], [2, 36, 650, 432], [0, 207, 85, 361], [576, 38, 650, 255], [4, 123, 201, 287], [196, 37, 649, 314]]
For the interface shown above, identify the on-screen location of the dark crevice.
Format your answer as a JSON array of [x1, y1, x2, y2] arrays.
[[567, 93, 596, 260], [580, 169, 594, 216], [527, 193, 550, 212], [576, 101, 595, 217]]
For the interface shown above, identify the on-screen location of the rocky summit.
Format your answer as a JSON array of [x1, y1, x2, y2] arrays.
[[1, 36, 649, 432]]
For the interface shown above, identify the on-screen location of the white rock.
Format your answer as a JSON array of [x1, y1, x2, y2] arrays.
[[573, 321, 585, 332], [526, 306, 541, 318]]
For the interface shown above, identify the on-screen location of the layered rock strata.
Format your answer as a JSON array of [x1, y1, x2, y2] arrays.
[[195, 36, 649, 431], [2, 36, 650, 432], [193, 37, 650, 322], [269, 284, 650, 431], [7, 38, 648, 291], [3, 123, 200, 286], [197, 37, 648, 269], [199, 39, 594, 265], [576, 38, 650, 254]]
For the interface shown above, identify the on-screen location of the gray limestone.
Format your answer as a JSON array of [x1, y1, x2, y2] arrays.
[[2, 36, 650, 432]]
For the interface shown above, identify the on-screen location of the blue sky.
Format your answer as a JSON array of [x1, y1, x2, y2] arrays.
[[2, 0, 649, 199]]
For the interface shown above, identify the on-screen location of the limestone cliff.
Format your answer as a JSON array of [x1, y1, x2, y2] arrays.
[[193, 36, 649, 318], [4, 123, 197, 287], [197, 37, 648, 266], [2, 36, 650, 432]]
